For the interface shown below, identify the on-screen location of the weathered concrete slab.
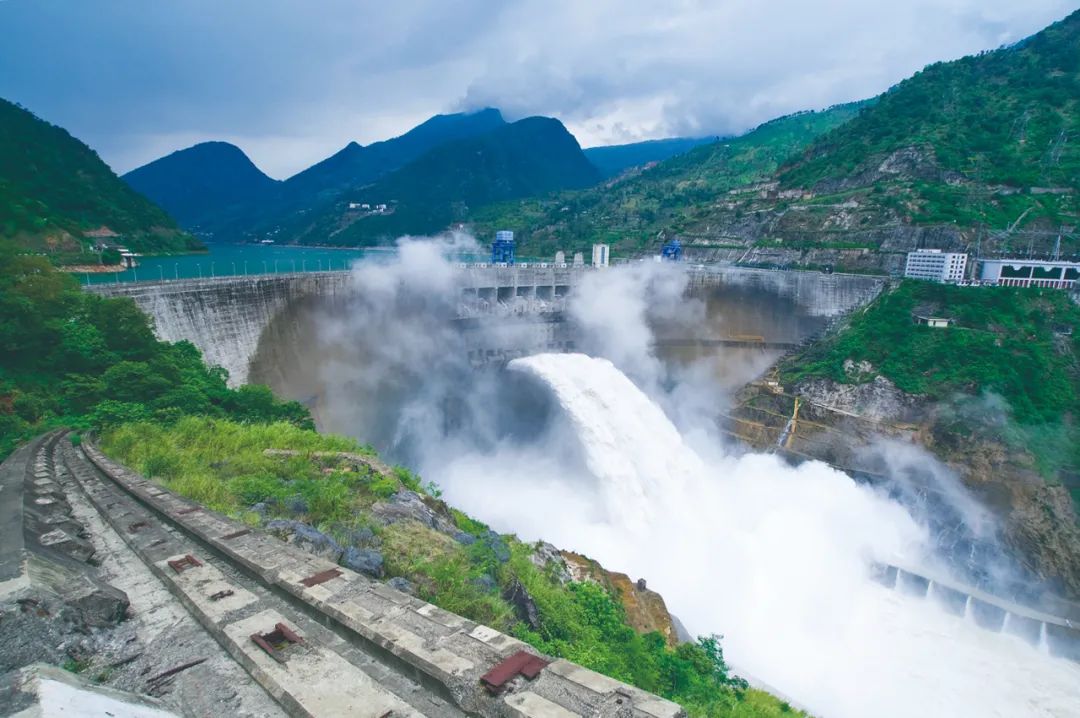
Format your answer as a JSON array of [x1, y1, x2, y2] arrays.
[[0, 434, 130, 675], [225, 610, 426, 718], [505, 691, 580, 718], [1, 663, 178, 718]]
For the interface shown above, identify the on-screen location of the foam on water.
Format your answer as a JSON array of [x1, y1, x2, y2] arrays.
[[431, 353, 1080, 718]]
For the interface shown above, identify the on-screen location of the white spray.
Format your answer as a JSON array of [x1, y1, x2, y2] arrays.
[[434, 353, 1080, 718]]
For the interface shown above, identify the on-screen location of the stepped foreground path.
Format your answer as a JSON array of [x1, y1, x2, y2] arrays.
[[0, 432, 685, 718]]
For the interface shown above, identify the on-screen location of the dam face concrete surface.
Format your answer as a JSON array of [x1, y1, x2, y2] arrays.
[[86, 265, 884, 387], [87, 273, 356, 386]]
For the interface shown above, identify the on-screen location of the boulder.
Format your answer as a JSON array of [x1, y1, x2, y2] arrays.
[[341, 547, 384, 578], [529, 541, 571, 584], [265, 519, 343, 562], [453, 531, 477, 546], [63, 580, 130, 628], [502, 579, 541, 631], [370, 491, 456, 534], [285, 495, 309, 516], [348, 526, 377, 546], [482, 531, 511, 563]]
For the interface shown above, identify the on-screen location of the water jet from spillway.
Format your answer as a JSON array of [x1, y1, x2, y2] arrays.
[[428, 353, 1080, 718]]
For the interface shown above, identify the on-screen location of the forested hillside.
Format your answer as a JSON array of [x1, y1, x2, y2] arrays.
[[584, 136, 716, 178], [780, 8, 1080, 231], [776, 280, 1080, 593], [124, 108, 509, 240], [277, 116, 602, 246], [122, 141, 279, 231], [282, 108, 507, 204], [471, 10, 1080, 266], [471, 102, 866, 256], [0, 239, 308, 457], [0, 99, 199, 262]]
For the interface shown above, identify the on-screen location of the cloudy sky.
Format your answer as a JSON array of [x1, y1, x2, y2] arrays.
[[1, 0, 1075, 178]]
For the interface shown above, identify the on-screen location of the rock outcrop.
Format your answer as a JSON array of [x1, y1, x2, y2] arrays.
[[371, 490, 458, 534], [797, 371, 921, 424], [561, 551, 680, 646], [265, 519, 345, 562]]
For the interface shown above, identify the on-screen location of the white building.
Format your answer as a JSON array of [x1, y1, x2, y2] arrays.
[[573, 252, 584, 267], [904, 249, 968, 283], [555, 250, 566, 264], [979, 258, 1080, 289], [592, 243, 610, 268], [913, 314, 952, 328]]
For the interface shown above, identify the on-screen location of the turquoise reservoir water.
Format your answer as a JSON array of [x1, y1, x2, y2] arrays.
[[77, 244, 407, 285]]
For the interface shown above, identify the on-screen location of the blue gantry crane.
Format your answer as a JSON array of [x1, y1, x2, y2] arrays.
[[491, 230, 515, 265], [661, 238, 683, 261]]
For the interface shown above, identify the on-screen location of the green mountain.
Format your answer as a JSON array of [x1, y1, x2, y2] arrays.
[[123, 141, 279, 231], [126, 108, 509, 240], [584, 136, 717, 178], [470, 102, 866, 256], [0, 98, 198, 261], [279, 116, 603, 246], [779, 9, 1080, 233], [283, 108, 507, 203]]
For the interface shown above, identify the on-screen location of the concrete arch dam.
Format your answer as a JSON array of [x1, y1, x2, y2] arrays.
[[85, 265, 886, 388], [86, 268, 579, 386]]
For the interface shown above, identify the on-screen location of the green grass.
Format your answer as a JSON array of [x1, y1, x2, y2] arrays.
[[101, 418, 373, 520]]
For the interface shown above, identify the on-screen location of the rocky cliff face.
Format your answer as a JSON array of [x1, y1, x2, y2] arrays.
[[797, 371, 920, 423], [729, 373, 1080, 601]]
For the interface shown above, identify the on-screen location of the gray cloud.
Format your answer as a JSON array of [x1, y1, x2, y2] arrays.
[[0, 0, 1074, 177]]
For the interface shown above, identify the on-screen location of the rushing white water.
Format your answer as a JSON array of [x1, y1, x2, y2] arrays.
[[431, 353, 1080, 718]]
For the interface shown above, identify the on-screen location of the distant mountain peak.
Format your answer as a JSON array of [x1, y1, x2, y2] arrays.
[[123, 138, 278, 230], [272, 113, 601, 246]]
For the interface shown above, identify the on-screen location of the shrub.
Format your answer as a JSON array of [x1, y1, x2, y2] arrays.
[[91, 400, 152, 428], [368, 474, 399, 499]]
